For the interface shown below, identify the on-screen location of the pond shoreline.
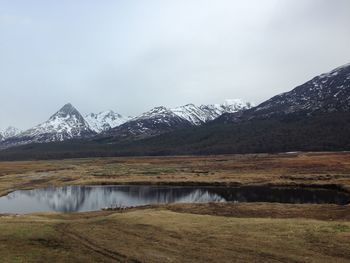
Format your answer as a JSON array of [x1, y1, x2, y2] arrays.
[[1, 183, 350, 214], [2, 180, 349, 198]]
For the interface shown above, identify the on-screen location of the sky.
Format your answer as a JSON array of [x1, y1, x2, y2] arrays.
[[0, 0, 350, 130]]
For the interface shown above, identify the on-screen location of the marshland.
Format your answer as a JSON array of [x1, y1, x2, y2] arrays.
[[1, 152, 350, 262]]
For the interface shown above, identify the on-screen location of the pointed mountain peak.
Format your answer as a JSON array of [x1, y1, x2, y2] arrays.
[[59, 103, 76, 113], [50, 103, 83, 119]]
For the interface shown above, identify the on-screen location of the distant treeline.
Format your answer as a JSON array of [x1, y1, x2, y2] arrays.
[[1, 112, 350, 161]]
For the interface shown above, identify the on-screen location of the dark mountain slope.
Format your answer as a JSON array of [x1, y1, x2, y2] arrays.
[[216, 63, 350, 123], [0, 112, 349, 160]]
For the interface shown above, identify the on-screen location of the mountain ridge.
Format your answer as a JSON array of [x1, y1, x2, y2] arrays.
[[0, 99, 251, 149], [215, 63, 350, 124], [0, 103, 95, 149], [0, 62, 349, 159], [1, 62, 349, 154], [102, 99, 251, 141]]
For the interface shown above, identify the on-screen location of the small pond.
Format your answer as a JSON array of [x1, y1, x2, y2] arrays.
[[0, 185, 349, 214]]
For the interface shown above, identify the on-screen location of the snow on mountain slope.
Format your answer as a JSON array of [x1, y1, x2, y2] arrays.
[[171, 104, 209, 125], [215, 63, 350, 123], [20, 103, 93, 140], [104, 100, 251, 141], [250, 63, 350, 117], [200, 99, 252, 121], [172, 99, 252, 125], [0, 126, 21, 141], [85, 110, 131, 133], [4, 126, 22, 138], [0, 99, 252, 148], [106, 106, 193, 140], [133, 106, 178, 121], [1, 103, 95, 148]]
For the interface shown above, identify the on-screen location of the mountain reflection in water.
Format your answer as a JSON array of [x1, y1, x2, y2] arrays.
[[0, 185, 349, 214]]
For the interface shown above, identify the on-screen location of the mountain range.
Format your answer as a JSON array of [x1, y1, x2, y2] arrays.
[[103, 99, 251, 141], [0, 62, 349, 160], [0, 99, 251, 149]]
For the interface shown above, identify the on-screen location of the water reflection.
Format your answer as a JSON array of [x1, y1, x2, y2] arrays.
[[0, 185, 349, 214]]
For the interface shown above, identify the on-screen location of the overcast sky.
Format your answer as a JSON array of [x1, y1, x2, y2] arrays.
[[0, 0, 350, 130]]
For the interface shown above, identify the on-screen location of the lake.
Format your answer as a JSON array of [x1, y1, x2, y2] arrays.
[[0, 185, 349, 214]]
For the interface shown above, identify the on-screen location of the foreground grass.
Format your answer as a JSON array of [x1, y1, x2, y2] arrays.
[[0, 153, 350, 262], [0, 207, 349, 262]]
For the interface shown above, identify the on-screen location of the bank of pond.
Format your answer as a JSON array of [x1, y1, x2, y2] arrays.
[[0, 185, 349, 214]]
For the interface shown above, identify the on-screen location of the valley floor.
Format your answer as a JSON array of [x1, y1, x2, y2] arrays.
[[0, 152, 350, 262]]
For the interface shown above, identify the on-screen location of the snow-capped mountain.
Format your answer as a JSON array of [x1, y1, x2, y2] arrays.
[[105, 106, 193, 140], [201, 99, 252, 119], [171, 104, 208, 125], [0, 126, 21, 141], [0, 99, 252, 148], [1, 103, 95, 148], [252, 63, 350, 117], [104, 100, 251, 141], [85, 110, 131, 133], [1, 63, 349, 156], [171, 99, 252, 125], [216, 63, 350, 123]]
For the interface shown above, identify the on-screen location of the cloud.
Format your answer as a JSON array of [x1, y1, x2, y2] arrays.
[[0, 14, 32, 26], [0, 0, 349, 130]]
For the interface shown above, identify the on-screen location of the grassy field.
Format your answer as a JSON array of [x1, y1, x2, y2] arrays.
[[1, 152, 350, 197], [0, 152, 350, 262], [0, 207, 350, 262]]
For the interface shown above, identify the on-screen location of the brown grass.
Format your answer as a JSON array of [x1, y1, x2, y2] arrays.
[[164, 202, 350, 221], [1, 152, 350, 262], [0, 208, 349, 262], [1, 152, 350, 197]]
